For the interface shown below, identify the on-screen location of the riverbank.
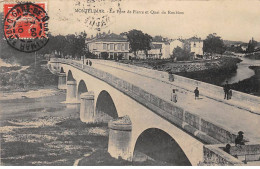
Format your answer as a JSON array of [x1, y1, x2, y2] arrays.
[[0, 60, 57, 92], [174, 57, 241, 85], [229, 66, 260, 96], [119, 57, 241, 86], [245, 52, 260, 60], [0, 114, 109, 165]]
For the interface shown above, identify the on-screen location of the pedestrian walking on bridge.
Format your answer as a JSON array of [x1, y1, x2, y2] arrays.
[[228, 89, 232, 100], [223, 81, 230, 100], [194, 87, 199, 100], [171, 89, 178, 103]]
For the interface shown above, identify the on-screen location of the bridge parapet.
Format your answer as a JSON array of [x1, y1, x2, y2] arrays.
[[53, 59, 245, 145], [90, 59, 260, 114], [202, 143, 260, 165]]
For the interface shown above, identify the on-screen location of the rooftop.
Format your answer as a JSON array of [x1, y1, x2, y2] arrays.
[[89, 33, 128, 43], [188, 36, 203, 42], [150, 43, 163, 49]]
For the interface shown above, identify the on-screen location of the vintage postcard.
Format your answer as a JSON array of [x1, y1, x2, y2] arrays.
[[0, 0, 260, 166]]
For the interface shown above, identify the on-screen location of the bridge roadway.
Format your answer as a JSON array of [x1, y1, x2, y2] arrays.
[[77, 59, 260, 142]]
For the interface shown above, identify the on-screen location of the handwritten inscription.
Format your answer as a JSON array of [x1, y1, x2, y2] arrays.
[[73, 0, 184, 31]]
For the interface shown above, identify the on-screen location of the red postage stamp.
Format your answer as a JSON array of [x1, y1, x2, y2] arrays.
[[3, 2, 49, 52]]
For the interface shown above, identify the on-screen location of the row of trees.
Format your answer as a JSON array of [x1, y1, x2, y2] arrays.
[[203, 33, 226, 55], [38, 32, 87, 58], [247, 38, 258, 53]]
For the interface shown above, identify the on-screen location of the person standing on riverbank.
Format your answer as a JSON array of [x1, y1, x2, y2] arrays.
[[194, 87, 199, 100], [171, 89, 177, 103], [223, 81, 230, 100]]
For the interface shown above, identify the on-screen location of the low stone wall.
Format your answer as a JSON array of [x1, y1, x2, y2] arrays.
[[203, 143, 260, 165], [173, 74, 260, 109], [203, 144, 244, 166], [228, 144, 260, 161], [53, 59, 243, 144]]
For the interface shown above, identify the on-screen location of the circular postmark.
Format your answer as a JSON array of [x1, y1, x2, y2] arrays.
[[3, 2, 49, 53], [74, 0, 122, 32]]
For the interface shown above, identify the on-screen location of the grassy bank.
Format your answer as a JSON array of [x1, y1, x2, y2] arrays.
[[229, 66, 260, 96], [175, 57, 241, 85], [119, 57, 241, 86], [245, 52, 260, 60], [0, 60, 57, 92]]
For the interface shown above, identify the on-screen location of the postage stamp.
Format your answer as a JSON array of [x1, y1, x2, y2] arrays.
[[3, 2, 49, 52]]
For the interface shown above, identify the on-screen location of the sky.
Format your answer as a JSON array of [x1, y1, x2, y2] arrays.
[[1, 0, 260, 42]]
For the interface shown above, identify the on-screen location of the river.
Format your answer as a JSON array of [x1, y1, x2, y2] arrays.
[[222, 56, 260, 85]]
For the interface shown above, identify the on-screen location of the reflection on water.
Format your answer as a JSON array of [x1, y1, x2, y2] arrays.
[[222, 57, 260, 85]]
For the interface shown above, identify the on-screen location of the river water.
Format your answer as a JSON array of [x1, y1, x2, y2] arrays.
[[222, 56, 260, 85]]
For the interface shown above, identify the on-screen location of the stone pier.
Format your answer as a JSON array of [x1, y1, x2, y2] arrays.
[[80, 92, 95, 123], [108, 116, 132, 161], [58, 73, 66, 90], [66, 80, 77, 102]]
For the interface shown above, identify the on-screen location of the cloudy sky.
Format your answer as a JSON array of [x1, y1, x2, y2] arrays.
[[1, 0, 260, 42]]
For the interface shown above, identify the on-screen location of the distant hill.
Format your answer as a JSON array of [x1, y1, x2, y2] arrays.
[[223, 40, 246, 46]]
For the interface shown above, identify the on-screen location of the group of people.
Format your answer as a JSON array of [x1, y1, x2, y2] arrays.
[[84, 60, 92, 66], [171, 87, 200, 103], [224, 131, 246, 154], [170, 81, 233, 103], [223, 81, 232, 100]]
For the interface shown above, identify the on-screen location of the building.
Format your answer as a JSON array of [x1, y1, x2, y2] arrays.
[[188, 37, 204, 57], [151, 42, 170, 59], [240, 43, 248, 52], [135, 42, 170, 59], [86, 33, 130, 59]]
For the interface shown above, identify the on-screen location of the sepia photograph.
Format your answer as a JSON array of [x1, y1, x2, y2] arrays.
[[0, 0, 260, 166]]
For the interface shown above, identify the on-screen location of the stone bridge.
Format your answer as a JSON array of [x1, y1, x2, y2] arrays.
[[48, 58, 260, 166]]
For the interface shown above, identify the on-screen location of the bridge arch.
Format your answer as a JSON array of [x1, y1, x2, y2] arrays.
[[77, 80, 88, 100], [95, 90, 118, 122], [67, 70, 75, 81], [133, 128, 192, 166]]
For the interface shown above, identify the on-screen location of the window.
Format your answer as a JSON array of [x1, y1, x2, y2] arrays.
[[103, 43, 107, 50], [117, 44, 121, 50], [125, 43, 129, 50], [110, 44, 114, 50], [114, 44, 117, 51], [121, 44, 124, 50], [107, 44, 109, 51]]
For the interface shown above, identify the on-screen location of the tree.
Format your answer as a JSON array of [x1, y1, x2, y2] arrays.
[[73, 31, 87, 57], [247, 37, 257, 53], [203, 33, 226, 55], [101, 52, 109, 60], [172, 46, 192, 61], [153, 35, 163, 42], [126, 29, 152, 57]]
